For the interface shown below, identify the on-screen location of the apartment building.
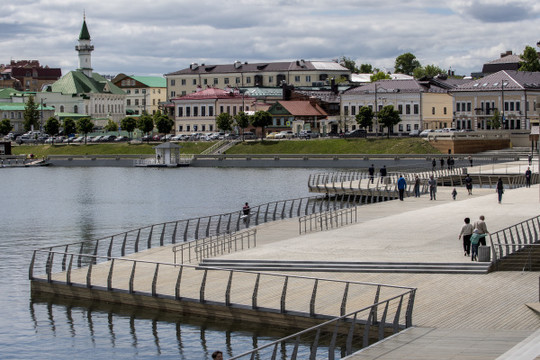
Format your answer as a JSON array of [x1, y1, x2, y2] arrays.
[[164, 60, 350, 99], [113, 74, 166, 115], [451, 70, 540, 130], [170, 87, 254, 134], [341, 79, 453, 134], [0, 60, 61, 92]]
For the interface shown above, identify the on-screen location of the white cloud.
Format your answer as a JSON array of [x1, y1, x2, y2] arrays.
[[0, 0, 538, 77]]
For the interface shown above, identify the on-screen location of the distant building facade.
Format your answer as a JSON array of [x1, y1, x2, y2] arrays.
[[0, 60, 61, 91], [113, 74, 166, 115], [165, 60, 350, 100]]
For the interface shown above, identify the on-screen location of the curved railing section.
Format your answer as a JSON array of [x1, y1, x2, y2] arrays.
[[299, 207, 358, 234], [489, 215, 540, 271]]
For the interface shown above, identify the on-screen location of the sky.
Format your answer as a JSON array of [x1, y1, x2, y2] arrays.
[[1, 0, 539, 78]]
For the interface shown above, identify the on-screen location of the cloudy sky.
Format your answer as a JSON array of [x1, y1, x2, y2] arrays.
[[1, 0, 539, 78]]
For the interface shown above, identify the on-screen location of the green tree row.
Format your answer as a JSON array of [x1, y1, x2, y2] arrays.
[[355, 105, 401, 138], [215, 110, 272, 140]]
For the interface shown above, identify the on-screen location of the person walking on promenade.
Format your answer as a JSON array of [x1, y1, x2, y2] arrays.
[[440, 157, 445, 169], [447, 156, 452, 170], [474, 215, 489, 246], [397, 174, 407, 201], [459, 217, 474, 256], [452, 188, 457, 200], [242, 202, 251, 224], [368, 164, 375, 184], [470, 229, 487, 261], [465, 174, 473, 195], [428, 175, 437, 200], [525, 167, 532, 188], [413, 175, 421, 197], [432, 158, 436, 171], [468, 155, 473, 167], [496, 177, 504, 204], [379, 165, 387, 183], [528, 153, 533, 166]]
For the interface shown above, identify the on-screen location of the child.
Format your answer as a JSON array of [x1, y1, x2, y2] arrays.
[[470, 229, 487, 261], [452, 188, 457, 200]]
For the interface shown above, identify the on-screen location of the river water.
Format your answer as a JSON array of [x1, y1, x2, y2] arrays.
[[0, 166, 334, 359]]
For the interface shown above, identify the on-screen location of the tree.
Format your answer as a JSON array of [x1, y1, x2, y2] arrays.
[[216, 113, 233, 132], [234, 111, 250, 140], [250, 111, 273, 139], [154, 113, 174, 136], [44, 117, 60, 137], [370, 72, 391, 82], [339, 56, 359, 73], [378, 105, 401, 138], [76, 117, 94, 144], [394, 52, 421, 75], [519, 45, 540, 72], [121, 116, 137, 139], [413, 64, 444, 79], [488, 109, 502, 129], [63, 118, 77, 137], [23, 95, 40, 132], [104, 119, 118, 132], [0, 119, 12, 136], [355, 106, 374, 130], [137, 112, 154, 142], [359, 63, 373, 73]]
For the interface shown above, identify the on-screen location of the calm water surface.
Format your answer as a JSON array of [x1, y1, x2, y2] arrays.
[[0, 166, 325, 359]]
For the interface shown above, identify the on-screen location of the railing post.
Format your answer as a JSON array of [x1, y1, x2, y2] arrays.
[[225, 271, 233, 306], [175, 266, 183, 300], [152, 264, 159, 297], [129, 262, 136, 293], [86, 261, 93, 289], [340, 282, 350, 316], [147, 225, 154, 249], [171, 221, 178, 244], [200, 269, 208, 303], [310, 279, 318, 316], [160, 223, 166, 246], [106, 259, 115, 290], [252, 273, 260, 309], [121, 233, 128, 256], [280, 276, 289, 313], [405, 289, 416, 328], [135, 229, 141, 252]]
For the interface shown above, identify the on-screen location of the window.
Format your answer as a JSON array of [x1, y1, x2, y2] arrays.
[[510, 102, 514, 111], [193, 106, 198, 116], [233, 106, 237, 115], [516, 102, 520, 112], [246, 77, 251, 84], [294, 76, 300, 82], [398, 124, 403, 131], [413, 104, 419, 114], [178, 125, 183, 132], [224, 78, 229, 84], [178, 107, 183, 117], [456, 103, 461, 112], [181, 79, 186, 85], [444, 107, 447, 115], [186, 125, 190, 132], [405, 104, 411, 114], [60, 105, 65, 112], [467, 102, 471, 112], [192, 79, 197, 85], [227, 106, 230, 114], [135, 99, 139, 106], [127, 99, 131, 106], [202, 125, 206, 131], [268, 76, 273, 83], [126, 89, 131, 94], [220, 106, 224, 114], [170, 79, 175, 86], [203, 79, 208, 85], [142, 89, 146, 94], [398, 104, 403, 114], [209, 106, 214, 116], [351, 106, 356, 116], [406, 124, 411, 131], [201, 106, 206, 116], [504, 102, 509, 111], [306, 75, 311, 82], [170, 91, 176, 97], [186, 107, 191, 117], [135, 89, 139, 94], [344, 106, 349, 116], [432, 107, 435, 115], [214, 78, 218, 85], [236, 77, 240, 84]]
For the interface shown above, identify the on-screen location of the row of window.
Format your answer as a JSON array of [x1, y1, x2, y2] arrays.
[[1, 112, 23, 119], [125, 88, 162, 94], [456, 100, 536, 113], [126, 99, 161, 106], [343, 104, 424, 116], [177, 124, 215, 132], [170, 74, 326, 87], [176, 104, 250, 117]]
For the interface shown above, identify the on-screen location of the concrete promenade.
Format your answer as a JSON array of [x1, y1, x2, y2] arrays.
[[207, 161, 540, 359]]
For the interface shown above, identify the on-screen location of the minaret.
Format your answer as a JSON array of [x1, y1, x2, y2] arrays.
[[75, 14, 94, 77]]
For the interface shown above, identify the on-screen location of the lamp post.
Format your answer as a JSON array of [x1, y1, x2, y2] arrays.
[[501, 80, 508, 129], [40, 98, 46, 133]]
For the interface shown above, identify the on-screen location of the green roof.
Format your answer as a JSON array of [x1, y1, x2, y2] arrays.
[[50, 70, 125, 95], [79, 20, 91, 40], [0, 103, 54, 111], [57, 112, 88, 119], [0, 88, 23, 99], [131, 76, 166, 88]]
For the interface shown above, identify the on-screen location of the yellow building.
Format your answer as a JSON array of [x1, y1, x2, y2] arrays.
[[164, 60, 350, 99], [113, 74, 166, 116]]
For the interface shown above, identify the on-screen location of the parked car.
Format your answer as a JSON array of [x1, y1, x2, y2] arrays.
[[101, 135, 117, 142], [242, 131, 256, 139], [298, 130, 319, 139], [72, 136, 85, 143], [409, 130, 420, 137], [419, 129, 434, 137], [275, 131, 294, 139], [91, 135, 103, 142], [266, 132, 280, 139], [340, 129, 367, 138]]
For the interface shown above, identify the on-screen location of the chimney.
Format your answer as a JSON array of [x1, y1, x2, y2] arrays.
[[500, 50, 512, 58]]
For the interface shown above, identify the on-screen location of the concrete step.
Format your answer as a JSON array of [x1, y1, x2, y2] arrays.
[[198, 259, 492, 274], [495, 328, 540, 360]]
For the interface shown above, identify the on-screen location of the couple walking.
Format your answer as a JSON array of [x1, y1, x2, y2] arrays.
[[458, 215, 488, 261]]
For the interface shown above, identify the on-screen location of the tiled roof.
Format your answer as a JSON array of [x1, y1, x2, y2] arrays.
[[171, 87, 253, 101], [277, 101, 327, 117], [11, 67, 62, 80], [165, 60, 349, 76], [50, 71, 125, 95], [453, 70, 540, 92], [131, 76, 166, 88]]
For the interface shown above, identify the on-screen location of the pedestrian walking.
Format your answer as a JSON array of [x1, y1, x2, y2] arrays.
[[452, 188, 457, 200], [397, 174, 407, 201], [447, 156, 451, 170], [440, 158, 445, 169], [470, 229, 487, 261], [474, 215, 489, 246], [496, 177, 504, 204], [428, 175, 437, 200], [468, 155, 473, 167], [465, 174, 473, 195], [432, 158, 436, 171], [413, 175, 421, 197], [458, 217, 474, 256], [379, 165, 387, 182], [528, 153, 532, 166], [525, 167, 532, 188], [368, 164, 375, 184], [242, 202, 251, 224]]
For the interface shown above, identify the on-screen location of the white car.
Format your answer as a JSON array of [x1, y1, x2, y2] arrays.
[[419, 129, 434, 137], [275, 131, 294, 139]]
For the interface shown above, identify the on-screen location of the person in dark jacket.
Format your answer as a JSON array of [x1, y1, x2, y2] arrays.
[[397, 175, 407, 201], [368, 164, 375, 184], [496, 177, 504, 204], [525, 167, 532, 188]]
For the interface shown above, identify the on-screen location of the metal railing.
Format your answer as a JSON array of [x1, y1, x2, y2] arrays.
[[299, 207, 358, 234], [172, 228, 257, 264], [33, 195, 359, 269], [29, 249, 415, 358], [133, 154, 194, 166], [489, 215, 540, 271]]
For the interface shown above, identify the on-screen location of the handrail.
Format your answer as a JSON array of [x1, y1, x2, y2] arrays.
[[299, 207, 358, 234], [490, 243, 540, 272], [172, 228, 257, 264]]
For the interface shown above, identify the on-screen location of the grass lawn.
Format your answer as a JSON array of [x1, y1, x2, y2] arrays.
[[226, 138, 441, 154]]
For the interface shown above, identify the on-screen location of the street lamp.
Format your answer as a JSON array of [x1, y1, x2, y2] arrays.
[[501, 80, 508, 129], [40, 98, 47, 133]]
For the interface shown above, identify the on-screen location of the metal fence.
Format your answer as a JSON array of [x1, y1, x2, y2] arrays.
[[299, 207, 358, 234], [29, 249, 415, 359], [33, 195, 359, 269], [172, 228, 257, 264], [489, 215, 540, 271]]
